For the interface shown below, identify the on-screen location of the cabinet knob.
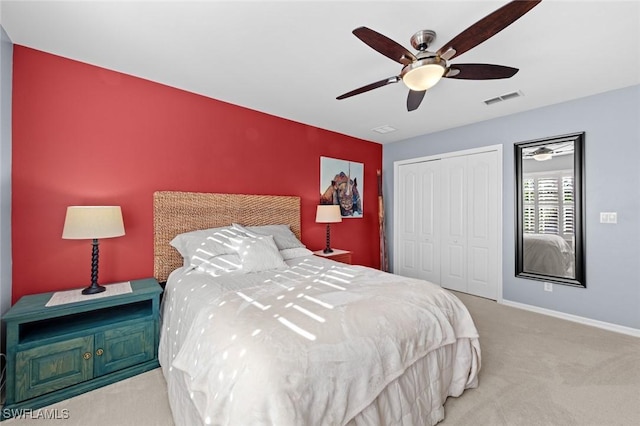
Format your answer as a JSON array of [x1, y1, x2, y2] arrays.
[[83, 352, 92, 360], [96, 348, 104, 356]]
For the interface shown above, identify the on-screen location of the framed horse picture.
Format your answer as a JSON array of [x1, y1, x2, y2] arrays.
[[320, 156, 363, 218]]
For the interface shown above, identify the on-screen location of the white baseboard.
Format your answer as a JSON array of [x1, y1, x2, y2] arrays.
[[500, 299, 640, 338]]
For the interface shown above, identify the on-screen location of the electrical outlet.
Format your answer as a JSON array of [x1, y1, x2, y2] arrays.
[[544, 282, 553, 292]]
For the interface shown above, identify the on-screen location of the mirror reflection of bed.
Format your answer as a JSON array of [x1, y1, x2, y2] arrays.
[[154, 191, 481, 426], [523, 233, 574, 278]]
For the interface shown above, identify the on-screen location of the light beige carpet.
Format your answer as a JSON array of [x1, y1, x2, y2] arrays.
[[442, 293, 640, 426], [4, 292, 639, 425]]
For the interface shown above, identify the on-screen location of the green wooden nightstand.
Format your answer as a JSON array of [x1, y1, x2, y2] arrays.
[[1, 278, 162, 420]]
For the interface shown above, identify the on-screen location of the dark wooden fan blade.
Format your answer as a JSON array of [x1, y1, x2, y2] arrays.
[[353, 27, 416, 65], [445, 63, 519, 80], [407, 90, 426, 111], [437, 0, 541, 61], [337, 76, 400, 100]]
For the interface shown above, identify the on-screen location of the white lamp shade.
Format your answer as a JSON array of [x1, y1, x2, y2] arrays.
[[62, 206, 125, 239], [315, 205, 342, 223]]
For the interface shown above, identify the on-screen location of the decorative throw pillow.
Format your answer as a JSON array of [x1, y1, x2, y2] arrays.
[[232, 235, 288, 273], [193, 253, 243, 276]]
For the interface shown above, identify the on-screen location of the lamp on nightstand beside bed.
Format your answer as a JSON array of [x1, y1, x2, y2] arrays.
[[62, 206, 125, 295], [315, 205, 342, 254]]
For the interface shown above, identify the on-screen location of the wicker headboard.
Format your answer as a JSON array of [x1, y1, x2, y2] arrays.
[[153, 191, 301, 282]]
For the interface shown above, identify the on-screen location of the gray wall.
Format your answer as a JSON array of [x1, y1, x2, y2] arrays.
[[1, 24, 13, 335], [384, 85, 640, 330]]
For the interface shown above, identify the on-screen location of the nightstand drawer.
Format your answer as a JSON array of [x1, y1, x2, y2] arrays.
[[326, 252, 352, 264]]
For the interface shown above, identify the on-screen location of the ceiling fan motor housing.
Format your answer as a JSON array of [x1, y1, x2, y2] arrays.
[[410, 30, 437, 51]]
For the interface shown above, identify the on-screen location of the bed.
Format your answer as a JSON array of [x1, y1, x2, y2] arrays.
[[523, 233, 575, 278], [155, 191, 481, 426]]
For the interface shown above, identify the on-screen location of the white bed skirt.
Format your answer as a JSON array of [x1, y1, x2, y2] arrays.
[[162, 337, 479, 426]]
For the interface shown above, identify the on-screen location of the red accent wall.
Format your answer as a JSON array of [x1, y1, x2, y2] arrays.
[[11, 46, 382, 302]]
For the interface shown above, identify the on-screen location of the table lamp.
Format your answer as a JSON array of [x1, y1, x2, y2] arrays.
[[315, 205, 342, 254], [62, 206, 125, 295]]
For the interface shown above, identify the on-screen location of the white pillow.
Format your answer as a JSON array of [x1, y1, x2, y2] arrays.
[[279, 247, 314, 260], [170, 226, 248, 268], [232, 223, 305, 250], [232, 235, 288, 273]]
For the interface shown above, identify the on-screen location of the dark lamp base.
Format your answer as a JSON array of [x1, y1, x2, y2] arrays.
[[82, 284, 106, 295], [323, 223, 334, 254], [83, 238, 106, 295]]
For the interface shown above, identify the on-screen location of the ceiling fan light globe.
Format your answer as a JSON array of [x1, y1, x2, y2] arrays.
[[533, 152, 553, 161], [401, 58, 446, 91], [532, 147, 554, 161]]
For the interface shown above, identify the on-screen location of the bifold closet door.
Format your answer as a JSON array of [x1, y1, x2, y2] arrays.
[[466, 151, 498, 299], [440, 156, 467, 292], [396, 160, 441, 284], [440, 152, 498, 299], [396, 150, 498, 299]]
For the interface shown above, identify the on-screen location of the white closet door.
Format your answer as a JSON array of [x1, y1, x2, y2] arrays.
[[466, 151, 498, 299], [440, 156, 467, 292], [396, 161, 440, 283], [394, 147, 500, 300]]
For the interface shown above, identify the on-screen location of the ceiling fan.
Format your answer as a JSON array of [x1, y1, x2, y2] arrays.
[[524, 142, 574, 161], [336, 0, 542, 111]]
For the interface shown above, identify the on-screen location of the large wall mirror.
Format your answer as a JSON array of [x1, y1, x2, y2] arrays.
[[515, 132, 585, 287]]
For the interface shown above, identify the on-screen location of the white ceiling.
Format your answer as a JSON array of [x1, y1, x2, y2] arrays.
[[1, 1, 638, 144]]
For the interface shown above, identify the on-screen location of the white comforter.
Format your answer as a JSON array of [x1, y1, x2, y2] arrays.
[[160, 256, 480, 425]]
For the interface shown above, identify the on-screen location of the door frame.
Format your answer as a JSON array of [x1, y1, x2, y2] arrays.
[[393, 144, 503, 302]]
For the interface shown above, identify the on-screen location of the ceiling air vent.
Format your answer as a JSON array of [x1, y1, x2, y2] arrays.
[[372, 125, 397, 134], [483, 90, 523, 106]]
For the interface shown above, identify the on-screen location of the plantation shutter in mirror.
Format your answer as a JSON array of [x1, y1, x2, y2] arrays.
[[523, 178, 535, 233], [562, 176, 574, 235], [523, 172, 575, 237]]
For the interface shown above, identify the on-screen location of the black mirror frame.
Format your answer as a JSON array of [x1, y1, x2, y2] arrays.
[[514, 132, 586, 288]]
